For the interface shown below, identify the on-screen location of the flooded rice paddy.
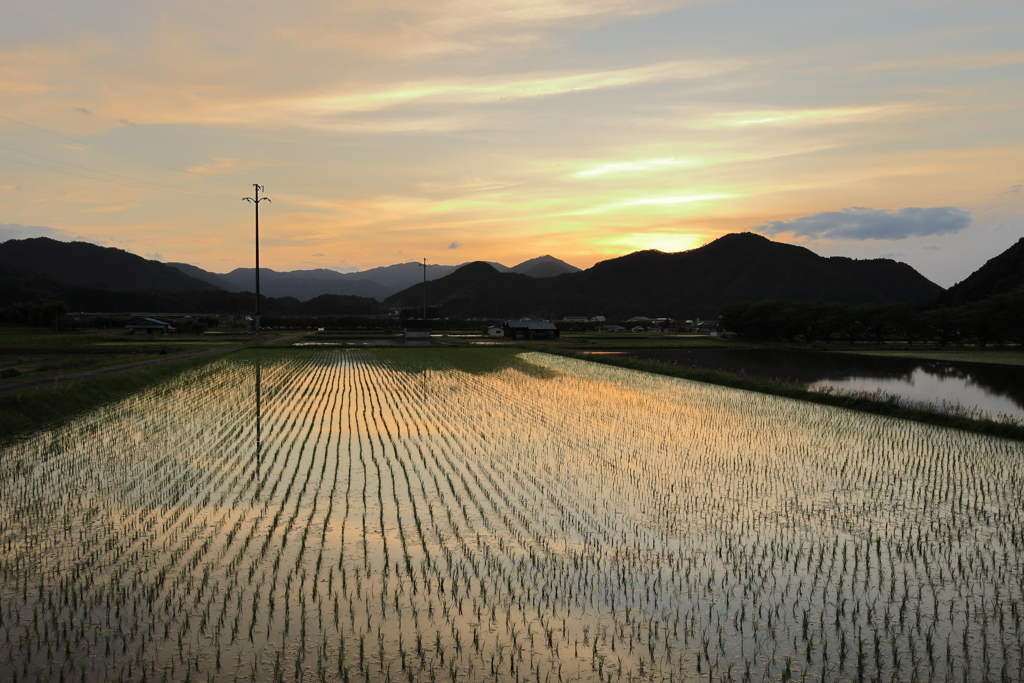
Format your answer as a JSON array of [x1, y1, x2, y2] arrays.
[[591, 348, 1024, 421], [1, 347, 1022, 682]]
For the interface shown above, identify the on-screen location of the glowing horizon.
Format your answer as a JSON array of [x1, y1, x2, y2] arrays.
[[1, 1, 1022, 286]]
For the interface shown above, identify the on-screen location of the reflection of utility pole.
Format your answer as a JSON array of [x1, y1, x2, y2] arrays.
[[255, 357, 262, 486], [422, 257, 427, 320], [243, 184, 271, 345]]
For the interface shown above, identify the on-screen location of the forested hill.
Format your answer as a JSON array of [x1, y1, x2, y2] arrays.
[[0, 261, 381, 316], [0, 237, 221, 293], [939, 237, 1024, 306], [386, 233, 945, 319]]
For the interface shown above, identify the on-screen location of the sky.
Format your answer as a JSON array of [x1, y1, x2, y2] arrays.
[[1, 0, 1022, 287]]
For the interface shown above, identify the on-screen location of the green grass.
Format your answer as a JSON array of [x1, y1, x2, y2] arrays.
[[0, 354, 225, 442], [542, 348, 1024, 441]]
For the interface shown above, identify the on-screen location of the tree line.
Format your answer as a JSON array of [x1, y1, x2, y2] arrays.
[[721, 286, 1024, 346]]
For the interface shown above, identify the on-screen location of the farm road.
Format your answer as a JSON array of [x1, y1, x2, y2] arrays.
[[0, 334, 302, 396]]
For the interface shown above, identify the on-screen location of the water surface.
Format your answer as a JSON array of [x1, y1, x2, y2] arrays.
[[590, 348, 1024, 419]]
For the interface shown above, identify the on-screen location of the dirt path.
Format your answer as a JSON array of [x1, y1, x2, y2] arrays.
[[0, 334, 303, 396]]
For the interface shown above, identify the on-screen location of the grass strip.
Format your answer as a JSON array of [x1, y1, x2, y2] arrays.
[[0, 354, 224, 442], [540, 348, 1024, 442]]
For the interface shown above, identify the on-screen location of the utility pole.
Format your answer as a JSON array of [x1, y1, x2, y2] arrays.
[[243, 184, 270, 345], [422, 257, 427, 320]]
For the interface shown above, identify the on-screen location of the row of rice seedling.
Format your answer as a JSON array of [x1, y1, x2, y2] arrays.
[[0, 347, 1021, 682]]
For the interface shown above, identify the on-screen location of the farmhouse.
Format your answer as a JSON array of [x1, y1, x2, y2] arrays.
[[126, 318, 176, 335], [502, 320, 560, 340]]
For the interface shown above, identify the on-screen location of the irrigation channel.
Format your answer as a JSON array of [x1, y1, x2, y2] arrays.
[[0, 347, 1022, 683]]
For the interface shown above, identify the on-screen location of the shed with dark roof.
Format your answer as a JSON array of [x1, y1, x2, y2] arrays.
[[126, 318, 177, 335]]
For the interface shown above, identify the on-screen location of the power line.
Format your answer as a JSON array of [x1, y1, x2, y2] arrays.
[[0, 154, 234, 199], [0, 143, 238, 199]]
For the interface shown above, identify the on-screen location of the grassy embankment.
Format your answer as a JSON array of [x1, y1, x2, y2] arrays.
[[0, 328, 296, 440]]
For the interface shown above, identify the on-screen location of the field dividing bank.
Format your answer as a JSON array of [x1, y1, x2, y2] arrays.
[[0, 347, 1022, 683]]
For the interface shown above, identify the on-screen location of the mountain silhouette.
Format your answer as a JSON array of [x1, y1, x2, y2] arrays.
[[2, 232, 948, 318], [939, 237, 1024, 306], [510, 255, 581, 278], [386, 233, 944, 319], [0, 237, 220, 293]]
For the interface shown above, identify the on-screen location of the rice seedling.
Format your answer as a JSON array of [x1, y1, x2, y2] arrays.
[[0, 347, 1021, 681]]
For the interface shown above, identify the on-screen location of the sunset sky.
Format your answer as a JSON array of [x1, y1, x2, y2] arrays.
[[1, 0, 1022, 287]]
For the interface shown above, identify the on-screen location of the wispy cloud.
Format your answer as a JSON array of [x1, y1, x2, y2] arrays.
[[569, 193, 735, 215], [275, 0, 693, 59], [417, 177, 521, 193], [693, 105, 907, 129], [84, 204, 137, 213], [186, 158, 276, 176], [283, 59, 744, 118], [574, 157, 695, 178]]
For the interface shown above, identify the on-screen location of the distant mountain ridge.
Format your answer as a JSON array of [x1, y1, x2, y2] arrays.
[[385, 233, 945, 319], [166, 262, 236, 291], [509, 255, 581, 278], [0, 260, 382, 316], [214, 268, 392, 301], [0, 237, 584, 304], [939, 237, 1024, 306], [167, 257, 576, 301]]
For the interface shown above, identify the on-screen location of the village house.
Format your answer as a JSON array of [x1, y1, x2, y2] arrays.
[[125, 318, 176, 335], [502, 320, 560, 340]]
